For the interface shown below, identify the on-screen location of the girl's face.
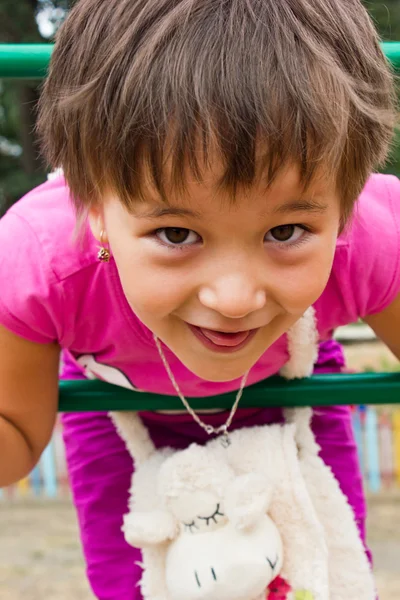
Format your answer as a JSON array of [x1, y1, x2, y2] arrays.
[[90, 164, 341, 382]]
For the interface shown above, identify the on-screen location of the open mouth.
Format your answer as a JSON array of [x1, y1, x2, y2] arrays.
[[188, 324, 258, 353]]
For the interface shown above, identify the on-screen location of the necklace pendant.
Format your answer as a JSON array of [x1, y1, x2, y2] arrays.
[[220, 432, 231, 448]]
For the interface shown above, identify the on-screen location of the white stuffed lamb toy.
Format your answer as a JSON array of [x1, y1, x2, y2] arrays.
[[110, 309, 376, 600]]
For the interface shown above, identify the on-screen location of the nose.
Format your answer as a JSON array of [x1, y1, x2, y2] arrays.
[[198, 273, 266, 319]]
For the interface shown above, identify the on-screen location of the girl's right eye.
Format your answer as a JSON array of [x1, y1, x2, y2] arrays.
[[155, 227, 201, 247]]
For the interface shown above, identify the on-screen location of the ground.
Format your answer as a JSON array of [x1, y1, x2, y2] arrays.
[[0, 341, 399, 599], [368, 491, 400, 599]]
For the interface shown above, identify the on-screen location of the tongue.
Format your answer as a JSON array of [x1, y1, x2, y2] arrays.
[[199, 328, 250, 347]]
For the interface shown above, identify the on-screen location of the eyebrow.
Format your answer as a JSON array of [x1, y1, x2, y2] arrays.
[[134, 206, 202, 219], [272, 199, 329, 215], [134, 198, 328, 219]]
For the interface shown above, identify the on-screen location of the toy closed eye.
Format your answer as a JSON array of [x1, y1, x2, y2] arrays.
[[183, 521, 199, 533], [197, 503, 225, 526]]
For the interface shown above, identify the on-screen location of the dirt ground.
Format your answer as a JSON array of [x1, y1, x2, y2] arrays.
[[0, 341, 399, 600], [368, 491, 400, 599]]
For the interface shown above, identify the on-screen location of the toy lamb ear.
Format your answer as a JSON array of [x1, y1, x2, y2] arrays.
[[122, 509, 178, 548], [224, 473, 272, 530]]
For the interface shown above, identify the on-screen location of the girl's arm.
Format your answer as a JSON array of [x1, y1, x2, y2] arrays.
[[0, 324, 60, 486], [364, 292, 400, 359]]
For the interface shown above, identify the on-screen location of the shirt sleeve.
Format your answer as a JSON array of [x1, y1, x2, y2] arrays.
[[0, 210, 65, 344], [344, 174, 400, 319]]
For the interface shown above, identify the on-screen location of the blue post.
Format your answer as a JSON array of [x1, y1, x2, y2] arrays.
[[365, 407, 381, 493], [41, 441, 58, 498]]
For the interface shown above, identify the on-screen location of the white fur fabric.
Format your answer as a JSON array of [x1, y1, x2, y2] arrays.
[[111, 411, 375, 600]]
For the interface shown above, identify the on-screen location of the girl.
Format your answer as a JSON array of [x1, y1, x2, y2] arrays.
[[0, 0, 399, 598]]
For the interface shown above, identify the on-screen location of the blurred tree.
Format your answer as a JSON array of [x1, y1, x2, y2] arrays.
[[0, 0, 70, 214], [363, 1, 400, 178], [364, 1, 400, 40]]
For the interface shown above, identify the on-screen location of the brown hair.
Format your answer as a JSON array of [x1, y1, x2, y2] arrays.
[[37, 0, 397, 222]]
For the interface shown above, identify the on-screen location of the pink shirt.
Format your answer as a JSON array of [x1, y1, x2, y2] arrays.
[[0, 174, 399, 396]]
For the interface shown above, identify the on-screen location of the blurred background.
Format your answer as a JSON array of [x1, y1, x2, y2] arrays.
[[1, 2, 400, 599]]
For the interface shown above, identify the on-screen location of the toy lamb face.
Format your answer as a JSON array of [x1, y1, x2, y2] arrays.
[[123, 443, 284, 600], [160, 446, 284, 600]]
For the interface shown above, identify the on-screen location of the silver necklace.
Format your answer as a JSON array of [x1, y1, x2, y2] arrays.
[[153, 334, 249, 447]]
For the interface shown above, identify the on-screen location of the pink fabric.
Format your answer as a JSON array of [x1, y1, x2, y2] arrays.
[[1, 174, 398, 598], [0, 174, 399, 396]]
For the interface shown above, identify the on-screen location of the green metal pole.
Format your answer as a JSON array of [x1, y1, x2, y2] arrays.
[[382, 41, 400, 70], [0, 42, 400, 79], [59, 372, 400, 411], [0, 44, 53, 79]]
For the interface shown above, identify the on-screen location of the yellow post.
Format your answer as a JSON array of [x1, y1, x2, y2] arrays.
[[16, 477, 30, 496], [392, 411, 400, 485]]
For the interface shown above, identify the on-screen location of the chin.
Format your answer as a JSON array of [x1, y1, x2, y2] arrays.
[[182, 357, 252, 383]]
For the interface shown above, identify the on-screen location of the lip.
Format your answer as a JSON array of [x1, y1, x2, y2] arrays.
[[188, 324, 258, 353]]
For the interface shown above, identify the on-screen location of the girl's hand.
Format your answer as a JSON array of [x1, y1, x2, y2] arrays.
[[0, 324, 60, 486]]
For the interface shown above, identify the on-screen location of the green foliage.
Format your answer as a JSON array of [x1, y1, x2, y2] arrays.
[[0, 158, 45, 217], [383, 128, 400, 178], [361, 2, 400, 178], [0, 0, 71, 213], [363, 1, 400, 41]]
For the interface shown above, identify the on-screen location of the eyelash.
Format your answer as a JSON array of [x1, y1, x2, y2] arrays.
[[151, 225, 312, 251], [153, 228, 201, 251], [270, 225, 312, 250], [197, 504, 225, 526], [183, 504, 225, 533]]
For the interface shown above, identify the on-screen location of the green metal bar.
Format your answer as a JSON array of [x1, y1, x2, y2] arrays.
[[0, 44, 53, 79], [382, 42, 400, 70], [0, 42, 400, 79], [59, 372, 400, 411]]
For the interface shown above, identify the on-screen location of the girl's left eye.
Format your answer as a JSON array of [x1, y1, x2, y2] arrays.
[[264, 224, 305, 244], [155, 228, 201, 246]]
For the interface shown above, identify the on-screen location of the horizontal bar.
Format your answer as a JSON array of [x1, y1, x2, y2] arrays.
[[0, 44, 52, 79], [59, 372, 400, 411], [0, 42, 400, 79], [382, 41, 400, 70]]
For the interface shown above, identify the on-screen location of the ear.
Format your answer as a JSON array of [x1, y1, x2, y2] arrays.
[[224, 473, 272, 530], [87, 204, 107, 243]]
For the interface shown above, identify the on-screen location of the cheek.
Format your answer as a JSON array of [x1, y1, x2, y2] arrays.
[[273, 244, 335, 311], [116, 256, 192, 318], [104, 216, 195, 318]]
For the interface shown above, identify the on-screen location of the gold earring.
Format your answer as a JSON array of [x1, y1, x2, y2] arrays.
[[97, 230, 111, 263]]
